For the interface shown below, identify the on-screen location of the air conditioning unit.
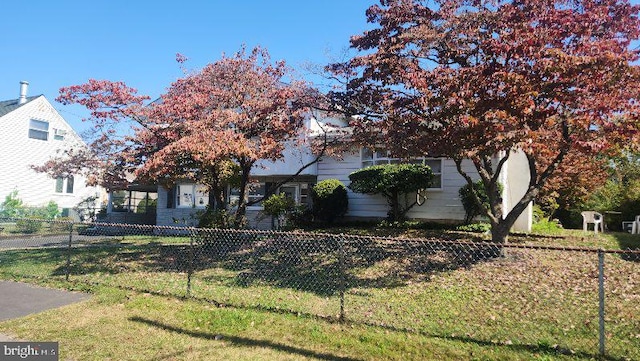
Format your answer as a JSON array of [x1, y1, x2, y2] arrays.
[[53, 128, 67, 140]]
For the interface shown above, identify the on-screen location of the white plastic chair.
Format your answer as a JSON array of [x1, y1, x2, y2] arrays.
[[632, 215, 640, 235], [581, 211, 604, 234]]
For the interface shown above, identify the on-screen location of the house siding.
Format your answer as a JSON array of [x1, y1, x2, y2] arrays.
[[156, 186, 201, 227], [501, 150, 533, 232], [109, 111, 533, 231], [317, 151, 479, 222], [0, 96, 101, 212], [156, 184, 299, 230]]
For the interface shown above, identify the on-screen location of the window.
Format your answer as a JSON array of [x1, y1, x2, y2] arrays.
[[53, 128, 66, 141], [228, 183, 266, 208], [55, 178, 64, 193], [54, 176, 74, 194], [423, 159, 442, 188], [111, 191, 128, 211], [29, 119, 49, 140], [66, 176, 74, 193], [176, 184, 208, 208], [278, 185, 299, 203], [361, 148, 443, 189], [300, 184, 310, 206], [112, 190, 158, 212], [248, 183, 265, 207]]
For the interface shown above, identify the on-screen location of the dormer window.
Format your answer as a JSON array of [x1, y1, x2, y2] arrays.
[[28, 119, 49, 140]]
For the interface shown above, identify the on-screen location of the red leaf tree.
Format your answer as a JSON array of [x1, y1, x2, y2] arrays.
[[35, 79, 151, 189], [333, 0, 640, 243], [140, 46, 317, 225], [50, 46, 319, 227]]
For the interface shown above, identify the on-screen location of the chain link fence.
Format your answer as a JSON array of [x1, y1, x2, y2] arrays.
[[0, 217, 638, 359]]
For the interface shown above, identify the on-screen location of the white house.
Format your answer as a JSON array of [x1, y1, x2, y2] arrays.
[[105, 114, 532, 232], [0, 81, 102, 219], [311, 116, 532, 231]]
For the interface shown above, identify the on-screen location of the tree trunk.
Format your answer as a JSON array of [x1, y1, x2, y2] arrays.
[[208, 185, 226, 211], [388, 191, 401, 221], [489, 220, 512, 257], [233, 162, 253, 228], [490, 221, 511, 243]]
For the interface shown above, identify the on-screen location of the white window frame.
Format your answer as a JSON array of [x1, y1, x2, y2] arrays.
[[176, 184, 208, 208], [28, 119, 49, 141], [54, 176, 74, 194], [360, 148, 443, 190], [228, 182, 266, 210]]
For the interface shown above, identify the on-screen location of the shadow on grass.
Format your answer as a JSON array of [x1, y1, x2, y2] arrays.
[[607, 233, 640, 249], [129, 316, 362, 361], [0, 273, 623, 361], [3, 231, 506, 297], [189, 232, 504, 296], [605, 232, 640, 263], [128, 310, 615, 361], [355, 321, 623, 361]]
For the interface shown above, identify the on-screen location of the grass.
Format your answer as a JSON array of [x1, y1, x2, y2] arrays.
[[0, 227, 638, 360]]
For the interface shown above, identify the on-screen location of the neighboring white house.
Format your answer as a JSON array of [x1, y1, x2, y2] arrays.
[[0, 81, 103, 219], [104, 113, 532, 232]]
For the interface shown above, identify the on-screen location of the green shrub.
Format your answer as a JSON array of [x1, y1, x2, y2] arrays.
[[377, 220, 423, 229], [135, 198, 157, 214], [262, 193, 296, 230], [456, 222, 491, 233], [16, 218, 43, 234], [286, 205, 314, 229], [458, 180, 503, 224], [262, 194, 295, 218], [531, 218, 564, 234], [530, 204, 564, 234], [348, 164, 432, 221], [198, 208, 235, 229], [312, 179, 349, 223], [42, 201, 61, 219], [0, 190, 24, 218]]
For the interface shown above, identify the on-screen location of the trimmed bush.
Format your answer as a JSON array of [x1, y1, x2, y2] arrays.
[[348, 163, 433, 221], [312, 179, 348, 223], [262, 193, 296, 229], [262, 193, 295, 218]]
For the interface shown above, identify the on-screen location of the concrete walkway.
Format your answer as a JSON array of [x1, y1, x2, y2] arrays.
[[0, 280, 90, 341]]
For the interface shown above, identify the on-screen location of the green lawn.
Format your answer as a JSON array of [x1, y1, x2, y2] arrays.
[[0, 228, 638, 360]]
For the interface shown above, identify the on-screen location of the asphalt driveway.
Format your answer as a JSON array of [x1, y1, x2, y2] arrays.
[[0, 281, 89, 322]]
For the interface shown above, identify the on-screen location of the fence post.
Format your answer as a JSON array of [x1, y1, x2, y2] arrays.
[[65, 222, 73, 282], [338, 235, 345, 322], [598, 249, 605, 357], [187, 229, 195, 297]]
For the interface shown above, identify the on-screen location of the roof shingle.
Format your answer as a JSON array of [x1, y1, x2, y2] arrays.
[[0, 96, 40, 118]]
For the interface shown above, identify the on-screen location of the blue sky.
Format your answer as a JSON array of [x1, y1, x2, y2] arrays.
[[2, 0, 639, 135], [0, 1, 374, 133]]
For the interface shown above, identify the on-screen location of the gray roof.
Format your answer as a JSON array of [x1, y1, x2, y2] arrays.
[[0, 95, 40, 118]]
